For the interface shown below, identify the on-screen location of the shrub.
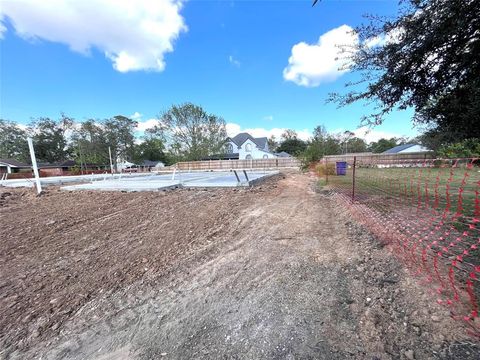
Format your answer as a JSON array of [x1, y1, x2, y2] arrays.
[[437, 139, 480, 158], [316, 163, 336, 176]]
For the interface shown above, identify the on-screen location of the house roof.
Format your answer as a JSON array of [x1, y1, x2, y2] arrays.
[[228, 132, 268, 149], [0, 158, 30, 168], [383, 144, 427, 154], [142, 160, 164, 167], [37, 160, 76, 168], [275, 151, 292, 158]]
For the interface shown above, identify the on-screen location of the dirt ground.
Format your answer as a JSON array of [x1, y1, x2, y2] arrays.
[[0, 172, 478, 359]]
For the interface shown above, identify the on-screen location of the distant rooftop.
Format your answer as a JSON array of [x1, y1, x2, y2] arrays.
[[383, 144, 431, 154], [228, 132, 268, 149]]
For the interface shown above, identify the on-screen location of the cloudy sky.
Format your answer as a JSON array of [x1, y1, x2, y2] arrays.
[[0, 0, 417, 142]]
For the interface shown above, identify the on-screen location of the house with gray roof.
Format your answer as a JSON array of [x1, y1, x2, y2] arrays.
[[0, 159, 30, 174], [383, 143, 431, 154], [225, 132, 276, 160]]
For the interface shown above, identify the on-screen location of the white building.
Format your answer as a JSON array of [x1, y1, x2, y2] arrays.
[[226, 133, 276, 160]]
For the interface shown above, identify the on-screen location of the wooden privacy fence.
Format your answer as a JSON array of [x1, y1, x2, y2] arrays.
[[175, 158, 300, 171], [323, 152, 434, 165]]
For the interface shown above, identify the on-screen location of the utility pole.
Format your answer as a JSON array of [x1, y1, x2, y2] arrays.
[[27, 138, 42, 195], [108, 146, 114, 175]]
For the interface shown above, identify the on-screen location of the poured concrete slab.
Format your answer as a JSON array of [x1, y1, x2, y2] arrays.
[[59, 170, 279, 192], [0, 173, 154, 188], [61, 180, 181, 192]]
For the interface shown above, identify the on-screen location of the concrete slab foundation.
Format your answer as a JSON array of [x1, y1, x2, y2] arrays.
[[55, 170, 279, 192]]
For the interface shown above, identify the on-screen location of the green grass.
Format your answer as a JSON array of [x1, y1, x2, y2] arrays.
[[328, 166, 480, 218]]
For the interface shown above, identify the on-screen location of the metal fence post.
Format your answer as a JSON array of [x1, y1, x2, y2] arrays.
[[352, 156, 356, 203], [325, 158, 329, 184]]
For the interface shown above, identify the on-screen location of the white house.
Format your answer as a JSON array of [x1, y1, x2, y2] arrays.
[[383, 144, 432, 154], [226, 133, 276, 160]]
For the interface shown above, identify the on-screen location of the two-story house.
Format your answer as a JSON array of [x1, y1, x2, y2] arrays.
[[225, 133, 276, 160]]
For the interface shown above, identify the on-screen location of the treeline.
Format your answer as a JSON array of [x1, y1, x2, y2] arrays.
[[270, 125, 480, 162], [268, 125, 410, 162], [2, 102, 478, 170], [0, 103, 228, 169]]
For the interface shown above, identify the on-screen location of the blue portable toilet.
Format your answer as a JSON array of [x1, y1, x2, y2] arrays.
[[336, 161, 347, 175]]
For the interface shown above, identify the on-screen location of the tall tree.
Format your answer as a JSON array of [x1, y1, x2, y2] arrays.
[[70, 119, 110, 166], [103, 115, 138, 169], [281, 129, 299, 141], [277, 138, 307, 156], [158, 103, 227, 161], [330, 0, 480, 143], [346, 137, 368, 153], [267, 135, 279, 152], [0, 119, 29, 162], [30, 114, 73, 163], [132, 127, 168, 164], [369, 138, 404, 153]]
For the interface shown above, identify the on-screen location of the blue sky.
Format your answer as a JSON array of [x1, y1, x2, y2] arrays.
[[0, 0, 418, 142]]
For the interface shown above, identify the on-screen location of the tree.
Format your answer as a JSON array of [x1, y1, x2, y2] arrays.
[[281, 129, 298, 141], [103, 115, 138, 169], [158, 103, 227, 161], [30, 115, 73, 163], [132, 127, 168, 164], [368, 138, 403, 153], [330, 0, 480, 143], [277, 138, 307, 156], [0, 119, 29, 162], [346, 137, 368, 153], [70, 119, 110, 166], [267, 135, 279, 152], [302, 125, 342, 164]]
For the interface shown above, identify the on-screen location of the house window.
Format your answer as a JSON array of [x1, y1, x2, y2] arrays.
[[246, 155, 252, 160], [245, 143, 252, 152], [263, 154, 268, 159], [227, 144, 233, 153]]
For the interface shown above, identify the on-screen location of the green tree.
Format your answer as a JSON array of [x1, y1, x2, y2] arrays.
[[437, 139, 480, 158], [132, 127, 168, 164], [302, 125, 342, 164], [30, 115, 73, 163], [267, 135, 279, 152], [0, 119, 29, 162], [104, 115, 138, 169], [330, 0, 480, 142], [368, 138, 402, 153], [281, 129, 299, 141], [158, 103, 227, 161], [277, 138, 307, 156], [346, 137, 368, 153], [70, 119, 110, 166]]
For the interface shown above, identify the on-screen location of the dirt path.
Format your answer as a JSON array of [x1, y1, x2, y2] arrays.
[[1, 172, 478, 359]]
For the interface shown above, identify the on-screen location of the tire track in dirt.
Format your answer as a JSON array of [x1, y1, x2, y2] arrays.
[[2, 172, 478, 359]]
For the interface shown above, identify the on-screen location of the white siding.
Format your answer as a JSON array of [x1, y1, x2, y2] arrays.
[[237, 139, 276, 159]]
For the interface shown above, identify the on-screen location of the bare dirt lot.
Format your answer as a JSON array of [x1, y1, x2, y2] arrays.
[[1, 172, 479, 359]]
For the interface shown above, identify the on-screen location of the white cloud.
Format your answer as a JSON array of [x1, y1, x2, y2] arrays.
[[0, 15, 6, 39], [136, 118, 160, 132], [364, 36, 383, 48], [226, 122, 312, 141], [364, 27, 404, 49], [332, 126, 405, 143], [283, 24, 358, 87], [263, 115, 273, 121], [0, 0, 187, 72], [228, 55, 241, 67], [130, 112, 143, 120]]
